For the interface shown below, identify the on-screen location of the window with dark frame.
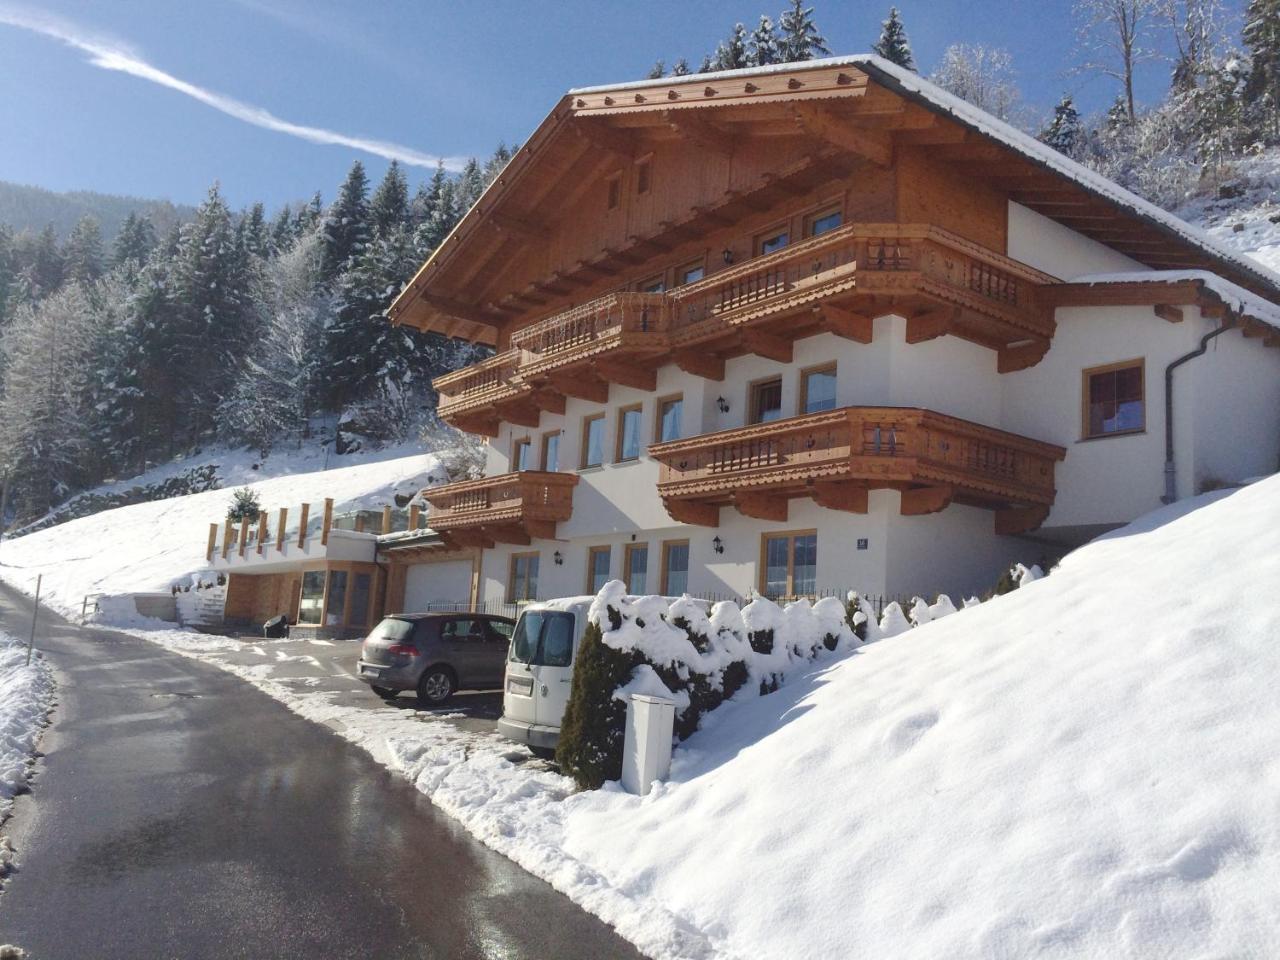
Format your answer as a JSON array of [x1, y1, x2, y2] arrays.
[[806, 208, 843, 237], [581, 414, 606, 468], [679, 261, 705, 285], [624, 543, 648, 594], [616, 405, 642, 461], [541, 431, 561, 472], [656, 395, 683, 442], [800, 365, 837, 415], [760, 532, 817, 598], [513, 437, 533, 471], [587, 546, 611, 594], [1083, 359, 1145, 438], [750, 377, 784, 424], [638, 275, 666, 294], [636, 159, 651, 195], [757, 227, 790, 256], [661, 540, 689, 595], [508, 553, 539, 603]]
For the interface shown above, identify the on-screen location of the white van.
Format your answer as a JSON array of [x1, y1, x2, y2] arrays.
[[497, 594, 708, 756], [497, 598, 592, 756]]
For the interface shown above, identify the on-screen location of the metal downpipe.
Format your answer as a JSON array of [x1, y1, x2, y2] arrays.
[[1162, 319, 1234, 504]]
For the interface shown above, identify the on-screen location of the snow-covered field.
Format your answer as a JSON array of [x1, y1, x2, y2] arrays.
[[1179, 147, 1280, 276], [0, 449, 441, 618], [0, 634, 55, 826], [109, 473, 1280, 959]]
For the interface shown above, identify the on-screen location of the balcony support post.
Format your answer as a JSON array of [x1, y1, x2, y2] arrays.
[[997, 339, 1052, 374], [995, 504, 1051, 536], [277, 507, 288, 552], [665, 499, 721, 527], [596, 359, 657, 391], [905, 307, 958, 344], [673, 350, 725, 381], [206, 523, 218, 563], [734, 492, 789, 522], [810, 481, 868, 514], [740, 329, 793, 364], [297, 503, 310, 548], [548, 372, 609, 403], [900, 485, 953, 516], [814, 303, 874, 343]]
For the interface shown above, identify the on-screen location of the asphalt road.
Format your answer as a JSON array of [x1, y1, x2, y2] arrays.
[[0, 581, 641, 960]]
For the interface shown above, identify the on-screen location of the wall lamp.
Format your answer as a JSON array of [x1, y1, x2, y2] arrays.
[[553, 550, 564, 566], [716, 396, 730, 414], [712, 536, 724, 555], [722, 248, 734, 265]]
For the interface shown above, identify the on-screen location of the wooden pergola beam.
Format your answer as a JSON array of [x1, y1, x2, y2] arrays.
[[792, 103, 892, 167]]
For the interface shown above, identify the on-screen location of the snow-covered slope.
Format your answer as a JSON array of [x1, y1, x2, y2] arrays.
[[556, 475, 1280, 959], [0, 633, 55, 824], [1180, 147, 1280, 276], [0, 452, 440, 619]]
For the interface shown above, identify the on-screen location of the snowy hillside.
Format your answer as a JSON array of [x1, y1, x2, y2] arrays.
[[1180, 147, 1280, 275], [0, 450, 441, 619], [553, 475, 1280, 959]]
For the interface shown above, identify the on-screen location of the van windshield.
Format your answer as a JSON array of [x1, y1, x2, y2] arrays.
[[509, 611, 576, 667]]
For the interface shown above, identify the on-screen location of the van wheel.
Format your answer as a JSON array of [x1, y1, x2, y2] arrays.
[[417, 667, 455, 707], [370, 685, 397, 700], [529, 746, 556, 761]]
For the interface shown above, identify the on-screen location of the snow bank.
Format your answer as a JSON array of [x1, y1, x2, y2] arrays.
[[555, 474, 1280, 959], [0, 634, 55, 823], [0, 452, 440, 619]]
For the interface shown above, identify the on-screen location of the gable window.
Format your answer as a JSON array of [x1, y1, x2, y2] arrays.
[[513, 438, 533, 471], [607, 174, 622, 210], [541, 431, 561, 472], [749, 376, 784, 424], [624, 543, 649, 595], [656, 395, 683, 443], [800, 365, 837, 415], [806, 208, 843, 237], [581, 414, 606, 468], [756, 227, 789, 256], [616, 405, 643, 461], [679, 261, 706, 285], [661, 540, 689, 595], [1083, 359, 1145, 439], [509, 553, 540, 603], [587, 545, 611, 593], [636, 159, 651, 195], [760, 531, 817, 598]]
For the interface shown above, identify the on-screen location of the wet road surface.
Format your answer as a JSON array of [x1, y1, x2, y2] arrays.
[[0, 581, 641, 959]]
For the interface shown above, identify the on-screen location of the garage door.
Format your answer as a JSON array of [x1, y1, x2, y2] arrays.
[[402, 561, 474, 612]]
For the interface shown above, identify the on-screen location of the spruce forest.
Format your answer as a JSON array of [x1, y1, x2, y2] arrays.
[[1, 0, 1278, 528]]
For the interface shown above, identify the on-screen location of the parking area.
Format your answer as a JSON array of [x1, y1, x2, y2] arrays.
[[209, 634, 507, 738]]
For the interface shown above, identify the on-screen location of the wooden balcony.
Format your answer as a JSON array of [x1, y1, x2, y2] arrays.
[[649, 406, 1066, 535], [430, 224, 1058, 434], [422, 471, 579, 547]]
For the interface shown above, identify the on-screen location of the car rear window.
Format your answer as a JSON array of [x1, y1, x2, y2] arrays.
[[368, 617, 414, 643], [509, 611, 576, 666]]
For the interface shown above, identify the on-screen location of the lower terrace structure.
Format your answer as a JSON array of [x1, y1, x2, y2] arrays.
[[385, 56, 1280, 607]]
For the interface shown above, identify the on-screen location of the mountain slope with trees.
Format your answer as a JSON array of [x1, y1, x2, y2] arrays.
[[0, 180, 193, 243]]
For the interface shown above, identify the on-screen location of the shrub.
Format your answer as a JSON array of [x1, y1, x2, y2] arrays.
[[556, 619, 642, 790], [227, 486, 262, 523]]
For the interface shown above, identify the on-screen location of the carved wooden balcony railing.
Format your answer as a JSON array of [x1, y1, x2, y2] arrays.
[[649, 406, 1066, 535], [422, 471, 579, 547], [430, 225, 1057, 434]]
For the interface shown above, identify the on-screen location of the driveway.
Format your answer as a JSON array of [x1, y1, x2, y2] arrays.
[[0, 581, 641, 959]]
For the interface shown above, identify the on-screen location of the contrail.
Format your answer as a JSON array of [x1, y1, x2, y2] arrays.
[[0, 4, 465, 170]]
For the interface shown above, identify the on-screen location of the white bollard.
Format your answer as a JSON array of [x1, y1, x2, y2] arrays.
[[621, 694, 675, 796]]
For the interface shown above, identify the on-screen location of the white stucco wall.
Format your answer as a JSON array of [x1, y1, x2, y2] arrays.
[[1007, 202, 1146, 279]]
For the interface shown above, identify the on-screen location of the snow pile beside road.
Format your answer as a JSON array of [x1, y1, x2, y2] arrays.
[[557, 474, 1280, 959], [0, 452, 441, 619], [0, 633, 55, 822]]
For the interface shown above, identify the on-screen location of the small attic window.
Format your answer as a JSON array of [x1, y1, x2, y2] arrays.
[[636, 159, 651, 195], [607, 174, 622, 210]]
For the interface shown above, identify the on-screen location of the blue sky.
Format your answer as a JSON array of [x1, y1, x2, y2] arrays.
[[0, 0, 1247, 212]]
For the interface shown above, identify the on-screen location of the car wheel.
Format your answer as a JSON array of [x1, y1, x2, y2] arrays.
[[370, 685, 397, 699], [529, 746, 556, 761], [417, 667, 455, 707]]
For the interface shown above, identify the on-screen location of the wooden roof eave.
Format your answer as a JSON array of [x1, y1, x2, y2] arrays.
[[1046, 278, 1280, 337]]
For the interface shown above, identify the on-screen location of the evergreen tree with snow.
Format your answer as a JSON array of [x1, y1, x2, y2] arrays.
[[671, 58, 691, 76], [698, 53, 716, 73], [647, 59, 666, 79], [112, 212, 156, 267], [268, 204, 294, 254], [63, 216, 104, 284], [713, 23, 751, 70], [749, 15, 781, 65], [454, 158, 486, 219], [483, 143, 514, 187], [414, 174, 459, 255], [241, 202, 270, 260], [369, 160, 410, 238], [1040, 94, 1084, 156], [321, 162, 371, 282], [296, 191, 324, 237], [0, 224, 13, 325], [411, 162, 448, 230], [1243, 0, 1280, 140], [778, 0, 830, 62], [873, 7, 916, 71], [29, 225, 64, 297]]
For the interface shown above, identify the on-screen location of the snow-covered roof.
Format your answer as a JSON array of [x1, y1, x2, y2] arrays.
[[573, 55, 1280, 305], [1072, 269, 1280, 333]]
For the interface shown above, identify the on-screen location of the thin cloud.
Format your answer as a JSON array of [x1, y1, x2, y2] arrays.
[[0, 4, 465, 170]]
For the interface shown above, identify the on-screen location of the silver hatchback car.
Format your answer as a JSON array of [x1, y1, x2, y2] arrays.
[[357, 613, 516, 706]]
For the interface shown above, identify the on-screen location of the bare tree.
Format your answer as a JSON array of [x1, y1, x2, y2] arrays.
[[930, 44, 1024, 123], [1163, 0, 1227, 90], [1073, 0, 1164, 122]]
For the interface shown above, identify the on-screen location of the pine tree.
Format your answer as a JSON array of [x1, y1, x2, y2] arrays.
[[671, 57, 691, 76], [647, 59, 666, 79], [411, 162, 448, 229], [482, 143, 514, 187], [750, 15, 781, 66], [873, 7, 916, 71], [112, 213, 157, 266], [1040, 94, 1084, 156], [369, 160, 410, 238], [778, 0, 830, 62], [415, 175, 458, 255], [713, 23, 751, 70], [241, 202, 270, 259], [29, 225, 64, 297], [454, 157, 485, 216], [698, 53, 716, 73], [269, 204, 294, 254], [295, 192, 324, 237], [63, 216, 104, 284], [1243, 0, 1280, 140], [0, 224, 13, 325], [321, 162, 371, 282]]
